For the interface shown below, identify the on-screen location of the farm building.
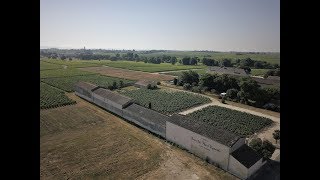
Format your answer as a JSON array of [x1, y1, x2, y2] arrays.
[[75, 81, 265, 179], [134, 80, 157, 89], [74, 81, 99, 102], [166, 114, 265, 179], [208, 66, 249, 77]]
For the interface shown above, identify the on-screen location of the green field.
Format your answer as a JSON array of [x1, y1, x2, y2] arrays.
[[40, 61, 63, 70], [41, 75, 134, 92], [40, 82, 76, 109], [40, 68, 96, 78], [94, 60, 206, 72], [187, 106, 273, 136], [250, 69, 270, 76], [42, 59, 101, 68], [119, 88, 211, 114]]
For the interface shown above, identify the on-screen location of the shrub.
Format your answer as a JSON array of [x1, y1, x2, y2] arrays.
[[183, 83, 192, 90], [173, 78, 178, 85], [226, 88, 239, 99], [157, 81, 161, 85], [211, 89, 217, 94], [192, 82, 197, 87], [191, 86, 201, 93], [177, 81, 183, 86]]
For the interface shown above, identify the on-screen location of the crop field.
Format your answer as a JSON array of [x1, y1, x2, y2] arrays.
[[40, 82, 76, 109], [42, 59, 101, 68], [80, 66, 175, 81], [251, 68, 270, 76], [41, 74, 134, 92], [187, 106, 273, 136], [40, 103, 163, 179], [161, 69, 207, 76], [40, 68, 96, 78], [40, 61, 63, 71], [119, 88, 211, 114], [94, 60, 206, 72]]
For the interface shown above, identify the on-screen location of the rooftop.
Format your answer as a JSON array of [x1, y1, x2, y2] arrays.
[[93, 88, 132, 106], [124, 103, 168, 129], [231, 144, 262, 168], [75, 81, 98, 91], [167, 114, 241, 147]]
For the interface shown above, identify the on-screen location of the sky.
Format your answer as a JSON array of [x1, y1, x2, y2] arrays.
[[40, 0, 280, 52]]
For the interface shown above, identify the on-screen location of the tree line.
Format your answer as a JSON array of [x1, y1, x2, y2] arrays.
[[173, 70, 280, 112]]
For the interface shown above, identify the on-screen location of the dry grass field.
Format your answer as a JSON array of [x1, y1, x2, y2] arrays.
[[80, 66, 175, 81], [40, 93, 237, 180]]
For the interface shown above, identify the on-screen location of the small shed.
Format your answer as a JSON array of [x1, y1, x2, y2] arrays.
[[134, 80, 157, 89]]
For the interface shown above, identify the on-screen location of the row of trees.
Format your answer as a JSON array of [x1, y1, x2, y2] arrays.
[[174, 71, 280, 112], [201, 57, 279, 70]]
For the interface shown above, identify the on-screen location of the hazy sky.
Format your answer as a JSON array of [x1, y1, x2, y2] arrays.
[[40, 0, 280, 52]]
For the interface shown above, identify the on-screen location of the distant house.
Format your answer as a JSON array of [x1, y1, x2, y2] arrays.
[[134, 80, 157, 89]]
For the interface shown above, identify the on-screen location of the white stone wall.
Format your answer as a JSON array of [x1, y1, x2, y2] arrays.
[[230, 138, 245, 153], [228, 155, 248, 179], [166, 122, 230, 170], [247, 158, 263, 178], [75, 91, 93, 102]]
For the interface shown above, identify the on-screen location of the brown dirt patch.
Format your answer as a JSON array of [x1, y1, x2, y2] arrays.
[[79, 66, 175, 81]]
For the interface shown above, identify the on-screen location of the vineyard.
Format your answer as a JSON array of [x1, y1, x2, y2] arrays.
[[41, 75, 134, 92], [40, 61, 63, 71], [40, 68, 96, 78], [40, 82, 76, 109], [187, 106, 273, 136], [42, 59, 101, 68], [120, 89, 211, 114]]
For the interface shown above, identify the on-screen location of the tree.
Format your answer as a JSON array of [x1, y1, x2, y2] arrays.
[[179, 70, 199, 85], [261, 140, 276, 159], [273, 130, 280, 144], [119, 80, 124, 88], [249, 138, 276, 159], [239, 78, 260, 100], [112, 81, 117, 89], [181, 57, 191, 65], [183, 83, 192, 90], [221, 59, 233, 67], [226, 89, 239, 99], [190, 57, 198, 65], [202, 58, 216, 66], [171, 56, 177, 65], [173, 78, 178, 85]]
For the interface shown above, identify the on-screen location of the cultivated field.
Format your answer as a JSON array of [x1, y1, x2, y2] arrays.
[[94, 60, 206, 72], [40, 61, 63, 71], [40, 68, 96, 78], [80, 66, 175, 81], [119, 88, 211, 114], [40, 94, 237, 180], [40, 82, 76, 109], [42, 59, 101, 68], [41, 74, 134, 92], [187, 106, 273, 136]]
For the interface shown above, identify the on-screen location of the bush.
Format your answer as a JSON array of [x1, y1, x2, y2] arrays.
[[221, 97, 226, 104], [226, 88, 239, 99], [177, 80, 183, 86], [192, 82, 197, 87], [183, 83, 192, 90], [211, 89, 217, 94], [191, 86, 201, 93], [157, 81, 161, 85], [173, 78, 178, 85]]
